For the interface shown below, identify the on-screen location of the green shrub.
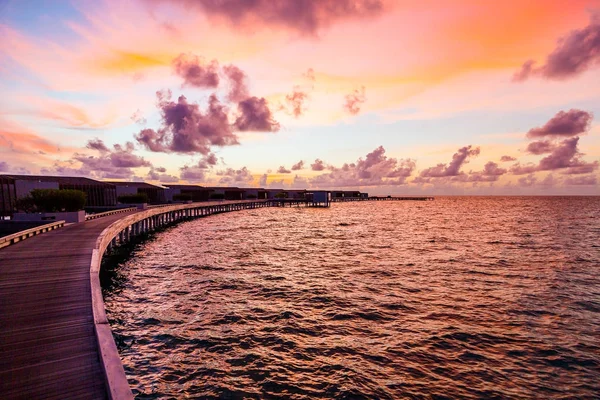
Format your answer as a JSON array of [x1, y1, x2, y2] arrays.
[[274, 192, 287, 199], [118, 193, 149, 204], [173, 193, 192, 201], [17, 189, 87, 212], [209, 193, 225, 199]]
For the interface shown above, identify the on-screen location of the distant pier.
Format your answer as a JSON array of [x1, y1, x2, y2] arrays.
[[332, 196, 434, 202]]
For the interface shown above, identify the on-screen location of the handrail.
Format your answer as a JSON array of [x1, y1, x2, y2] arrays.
[[90, 200, 269, 399], [0, 220, 66, 250], [86, 207, 137, 221]]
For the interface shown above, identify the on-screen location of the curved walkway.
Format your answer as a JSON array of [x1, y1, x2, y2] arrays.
[[0, 211, 138, 399]]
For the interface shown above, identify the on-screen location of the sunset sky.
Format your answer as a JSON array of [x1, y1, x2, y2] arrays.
[[1, 0, 599, 194]]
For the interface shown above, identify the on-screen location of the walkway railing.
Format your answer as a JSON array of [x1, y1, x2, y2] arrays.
[[0, 220, 66, 250], [90, 200, 285, 399], [86, 207, 137, 221]]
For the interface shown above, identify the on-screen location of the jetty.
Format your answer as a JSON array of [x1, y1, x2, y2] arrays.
[[0, 194, 431, 399], [331, 196, 434, 202]]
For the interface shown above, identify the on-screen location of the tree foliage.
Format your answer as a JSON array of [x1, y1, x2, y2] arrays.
[[16, 189, 87, 212]]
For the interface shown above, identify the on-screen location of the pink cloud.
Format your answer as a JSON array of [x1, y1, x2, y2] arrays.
[[343, 86, 366, 115], [514, 13, 600, 81], [527, 109, 593, 138]]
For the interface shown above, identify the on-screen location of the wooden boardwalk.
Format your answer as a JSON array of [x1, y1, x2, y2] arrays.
[[0, 211, 138, 399]]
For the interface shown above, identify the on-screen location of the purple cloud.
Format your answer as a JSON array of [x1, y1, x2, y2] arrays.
[[217, 166, 254, 184], [285, 88, 309, 117], [223, 64, 249, 102], [310, 146, 415, 187], [311, 159, 326, 171], [147, 167, 178, 182], [343, 86, 366, 115], [86, 138, 109, 153], [172, 53, 220, 88], [527, 109, 593, 138], [291, 160, 304, 170], [419, 145, 480, 178], [162, 0, 387, 35], [131, 109, 147, 125], [511, 137, 599, 175], [233, 96, 280, 132], [277, 166, 291, 174], [564, 175, 598, 185], [513, 13, 600, 81], [136, 90, 239, 154], [0, 161, 7, 171], [526, 140, 556, 155], [500, 155, 517, 162]]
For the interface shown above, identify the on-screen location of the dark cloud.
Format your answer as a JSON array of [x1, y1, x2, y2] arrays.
[[527, 109, 593, 138], [164, 0, 388, 35], [136, 90, 238, 154], [291, 160, 304, 170], [511, 137, 599, 175], [172, 53, 220, 88], [419, 145, 480, 178], [526, 140, 556, 155], [513, 13, 600, 81], [233, 96, 280, 132], [500, 155, 517, 162], [86, 138, 109, 153], [564, 175, 598, 185], [311, 159, 326, 171], [197, 153, 219, 169], [277, 166, 291, 174], [285, 88, 309, 117], [343, 86, 366, 115], [222, 64, 249, 102], [310, 146, 415, 187], [217, 166, 254, 184]]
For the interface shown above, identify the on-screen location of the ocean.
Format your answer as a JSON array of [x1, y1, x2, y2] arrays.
[[102, 197, 600, 399]]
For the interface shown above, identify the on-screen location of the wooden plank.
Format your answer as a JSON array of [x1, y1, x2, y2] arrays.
[[0, 211, 138, 399]]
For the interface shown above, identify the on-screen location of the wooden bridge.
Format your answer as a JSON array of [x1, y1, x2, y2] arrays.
[[0, 196, 424, 398], [0, 200, 312, 399]]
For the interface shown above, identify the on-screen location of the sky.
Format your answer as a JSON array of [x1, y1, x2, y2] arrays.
[[0, 0, 599, 195]]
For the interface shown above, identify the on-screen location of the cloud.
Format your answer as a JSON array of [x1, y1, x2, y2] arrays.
[[42, 139, 152, 180], [161, 0, 388, 35], [311, 159, 326, 171], [147, 167, 178, 183], [222, 64, 249, 102], [500, 155, 517, 162], [527, 109, 593, 138], [172, 53, 220, 88], [86, 138, 110, 153], [419, 145, 480, 178], [135, 90, 238, 154], [526, 140, 556, 155], [564, 175, 598, 185], [131, 109, 147, 125], [310, 146, 415, 187], [233, 96, 280, 132], [291, 160, 304, 170], [343, 86, 366, 115], [462, 162, 507, 182], [0, 161, 30, 174], [217, 166, 254, 184], [277, 166, 291, 174], [180, 165, 208, 182], [511, 137, 599, 175], [518, 174, 537, 187], [304, 68, 315, 82], [285, 88, 309, 117], [513, 13, 600, 81]]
